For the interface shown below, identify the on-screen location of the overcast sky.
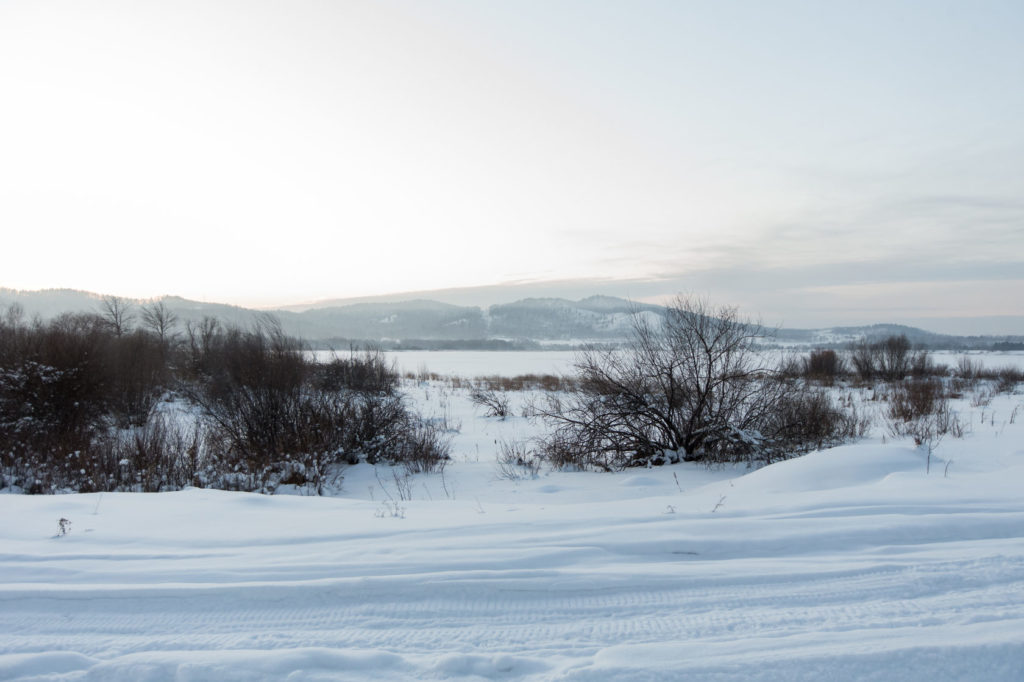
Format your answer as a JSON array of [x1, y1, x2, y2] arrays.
[[1, 0, 1022, 330]]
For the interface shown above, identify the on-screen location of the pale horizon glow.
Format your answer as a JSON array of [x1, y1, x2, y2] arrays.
[[1, 0, 1022, 329]]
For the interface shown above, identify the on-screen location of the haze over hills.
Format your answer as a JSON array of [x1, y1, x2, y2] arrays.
[[1, 287, 1021, 351]]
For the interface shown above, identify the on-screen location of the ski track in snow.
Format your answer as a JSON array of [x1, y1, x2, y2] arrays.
[[2, 490, 1023, 681]]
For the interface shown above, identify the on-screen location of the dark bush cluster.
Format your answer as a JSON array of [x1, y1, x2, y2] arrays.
[[886, 377, 964, 467], [849, 334, 929, 382], [0, 303, 447, 494], [762, 389, 870, 462], [0, 307, 172, 493], [799, 339, 1019, 403], [406, 371, 575, 393], [802, 349, 845, 385], [888, 377, 946, 423], [472, 374, 576, 392], [187, 332, 448, 492]]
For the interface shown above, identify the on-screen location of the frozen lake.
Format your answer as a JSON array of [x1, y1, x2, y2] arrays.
[[929, 350, 1024, 371], [311, 349, 580, 378], [313, 349, 1024, 379], [387, 350, 579, 377]]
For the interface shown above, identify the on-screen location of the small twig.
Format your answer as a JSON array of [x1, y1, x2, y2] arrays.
[[373, 467, 395, 503], [440, 466, 452, 499]]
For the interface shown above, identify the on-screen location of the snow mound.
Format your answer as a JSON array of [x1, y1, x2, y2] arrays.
[[735, 444, 925, 494], [51, 648, 410, 681], [619, 475, 664, 487], [0, 652, 96, 679]]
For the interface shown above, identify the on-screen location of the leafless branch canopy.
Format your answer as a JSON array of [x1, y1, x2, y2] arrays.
[[537, 297, 849, 469]]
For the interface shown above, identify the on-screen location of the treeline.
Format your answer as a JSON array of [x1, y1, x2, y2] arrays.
[[318, 338, 544, 351], [792, 336, 1024, 388], [0, 299, 448, 494]]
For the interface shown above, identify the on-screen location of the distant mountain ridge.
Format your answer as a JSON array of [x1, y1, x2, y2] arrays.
[[1, 287, 1021, 350]]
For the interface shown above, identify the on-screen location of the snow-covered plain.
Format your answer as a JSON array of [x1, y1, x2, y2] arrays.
[[2, 359, 1023, 680]]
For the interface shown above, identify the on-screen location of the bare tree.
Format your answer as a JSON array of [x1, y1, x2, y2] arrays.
[[536, 297, 847, 469], [185, 316, 221, 375], [3, 302, 24, 327], [878, 334, 912, 381], [141, 300, 179, 344], [100, 296, 134, 337]]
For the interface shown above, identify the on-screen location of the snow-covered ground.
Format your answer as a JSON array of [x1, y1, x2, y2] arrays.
[[1, 371, 1023, 680]]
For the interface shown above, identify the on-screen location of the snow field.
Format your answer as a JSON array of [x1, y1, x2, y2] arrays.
[[1, 371, 1023, 680]]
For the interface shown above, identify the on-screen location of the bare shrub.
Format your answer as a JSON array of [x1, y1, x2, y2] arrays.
[[0, 356, 103, 487], [185, 321, 447, 490], [182, 316, 222, 379], [888, 378, 945, 423], [315, 347, 397, 394], [887, 378, 964, 470], [889, 403, 964, 473], [184, 323, 312, 477], [763, 389, 869, 461], [344, 392, 411, 464], [495, 440, 542, 480], [0, 312, 168, 492], [393, 421, 451, 474], [956, 363, 1022, 397], [0, 306, 448, 494], [956, 355, 981, 381], [415, 365, 441, 383], [777, 355, 803, 380], [474, 373, 575, 392], [971, 387, 995, 408], [105, 330, 167, 426], [470, 386, 510, 419], [994, 366, 1023, 394], [101, 415, 203, 492], [535, 297, 861, 470], [537, 431, 593, 471]]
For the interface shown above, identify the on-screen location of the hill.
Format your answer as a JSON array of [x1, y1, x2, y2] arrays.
[[2, 288, 1021, 350]]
